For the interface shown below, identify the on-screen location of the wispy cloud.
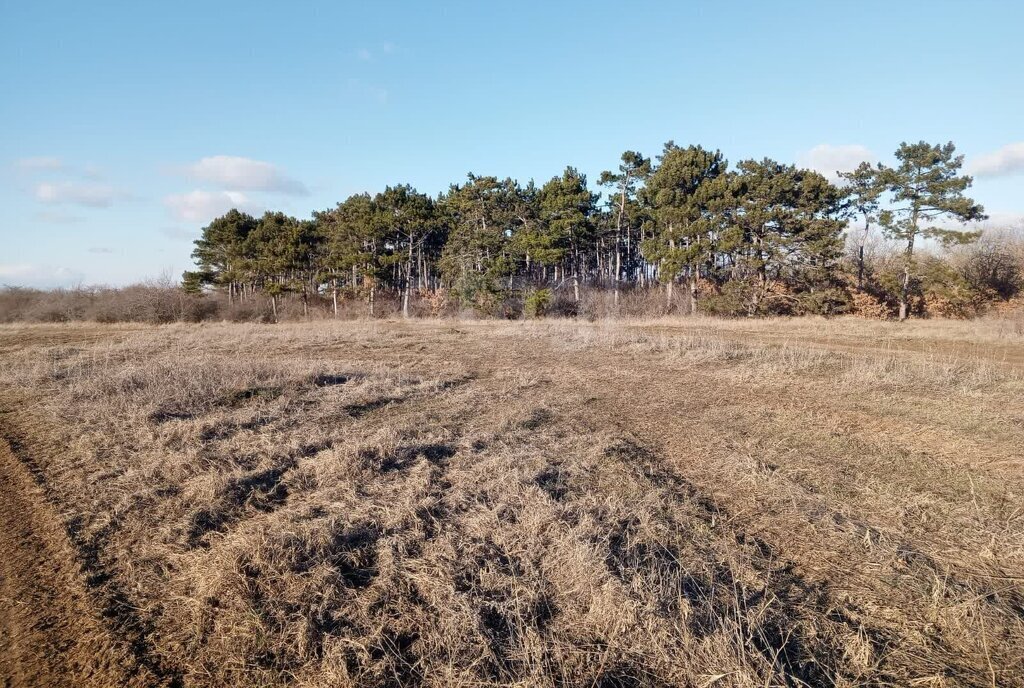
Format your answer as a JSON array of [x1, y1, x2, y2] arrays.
[[13, 156, 104, 179], [0, 264, 84, 288], [14, 156, 64, 172], [357, 48, 372, 61], [968, 142, 1024, 178], [163, 190, 263, 223], [87, 247, 115, 254], [796, 144, 876, 182], [35, 181, 129, 208], [178, 155, 308, 195], [34, 210, 84, 224]]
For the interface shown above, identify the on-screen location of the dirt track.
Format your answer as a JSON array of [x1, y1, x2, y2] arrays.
[[0, 431, 153, 687]]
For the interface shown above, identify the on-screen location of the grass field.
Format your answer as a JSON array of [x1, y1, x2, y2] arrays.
[[1, 317, 1022, 687]]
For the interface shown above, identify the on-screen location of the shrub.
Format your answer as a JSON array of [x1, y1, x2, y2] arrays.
[[523, 288, 552, 319]]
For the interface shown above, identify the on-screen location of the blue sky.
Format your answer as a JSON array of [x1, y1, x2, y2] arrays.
[[2, 0, 1022, 287]]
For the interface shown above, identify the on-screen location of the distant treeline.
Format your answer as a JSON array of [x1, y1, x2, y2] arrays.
[[3, 141, 1020, 324], [1, 224, 1021, 323], [181, 140, 1009, 321]]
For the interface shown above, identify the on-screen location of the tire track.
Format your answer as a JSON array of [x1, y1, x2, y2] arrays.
[[0, 433, 158, 688], [0, 395, 176, 687]]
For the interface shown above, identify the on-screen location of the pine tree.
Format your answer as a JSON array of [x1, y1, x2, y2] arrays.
[[838, 162, 883, 290], [538, 167, 598, 304], [599, 151, 651, 305], [877, 141, 986, 320], [640, 143, 727, 313], [189, 209, 258, 304], [245, 212, 317, 319], [438, 175, 518, 310], [372, 185, 436, 318], [720, 160, 845, 316]]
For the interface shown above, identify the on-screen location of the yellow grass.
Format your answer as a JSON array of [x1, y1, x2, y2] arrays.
[[0, 316, 1022, 687]]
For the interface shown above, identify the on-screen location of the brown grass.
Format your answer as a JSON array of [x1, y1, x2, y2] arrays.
[[1, 316, 1022, 687]]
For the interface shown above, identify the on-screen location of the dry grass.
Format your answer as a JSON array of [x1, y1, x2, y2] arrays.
[[0, 316, 1022, 687]]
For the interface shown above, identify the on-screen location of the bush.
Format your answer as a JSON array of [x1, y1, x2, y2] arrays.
[[796, 287, 852, 316], [957, 234, 1022, 301], [700, 281, 749, 317], [523, 288, 552, 318]]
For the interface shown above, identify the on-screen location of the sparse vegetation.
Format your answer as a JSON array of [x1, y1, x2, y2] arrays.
[[1, 317, 1023, 686]]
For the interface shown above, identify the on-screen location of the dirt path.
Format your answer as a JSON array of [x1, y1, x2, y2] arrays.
[[637, 322, 1024, 369], [0, 432, 154, 688]]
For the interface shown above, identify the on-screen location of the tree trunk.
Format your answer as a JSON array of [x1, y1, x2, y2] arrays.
[[270, 295, 277, 321], [615, 178, 627, 306], [613, 230, 620, 307], [899, 246, 912, 321], [857, 214, 870, 290], [403, 242, 413, 319], [857, 245, 865, 290], [666, 279, 673, 312], [689, 274, 698, 316], [899, 215, 918, 322], [332, 280, 338, 318]]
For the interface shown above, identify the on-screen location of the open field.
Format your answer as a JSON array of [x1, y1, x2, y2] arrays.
[[1, 317, 1022, 687]]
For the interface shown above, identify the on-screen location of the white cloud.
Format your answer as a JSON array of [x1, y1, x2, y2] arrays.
[[34, 210, 84, 224], [969, 142, 1024, 178], [797, 144, 876, 182], [34, 181, 127, 207], [915, 210, 1024, 233], [181, 155, 307, 195], [963, 211, 1024, 230], [357, 48, 372, 61], [88, 247, 115, 254], [0, 264, 35, 279], [163, 190, 263, 223], [13, 157, 104, 179], [0, 264, 84, 288], [14, 156, 64, 171]]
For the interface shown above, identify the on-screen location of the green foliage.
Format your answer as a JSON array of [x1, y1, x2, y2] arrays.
[[878, 141, 986, 244], [876, 141, 986, 319], [439, 175, 526, 308], [640, 143, 727, 289], [181, 138, 1006, 321], [718, 159, 845, 315], [189, 209, 258, 289], [523, 288, 552, 318], [599, 151, 652, 285], [795, 287, 852, 316], [538, 167, 599, 260], [315, 193, 378, 282], [181, 270, 212, 294]]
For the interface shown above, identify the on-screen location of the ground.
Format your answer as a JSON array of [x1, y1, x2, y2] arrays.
[[0, 317, 1022, 687]]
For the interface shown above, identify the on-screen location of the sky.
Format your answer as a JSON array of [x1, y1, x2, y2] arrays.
[[1, 0, 1022, 287]]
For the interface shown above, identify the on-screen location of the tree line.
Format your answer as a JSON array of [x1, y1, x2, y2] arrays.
[[184, 140, 986, 320]]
